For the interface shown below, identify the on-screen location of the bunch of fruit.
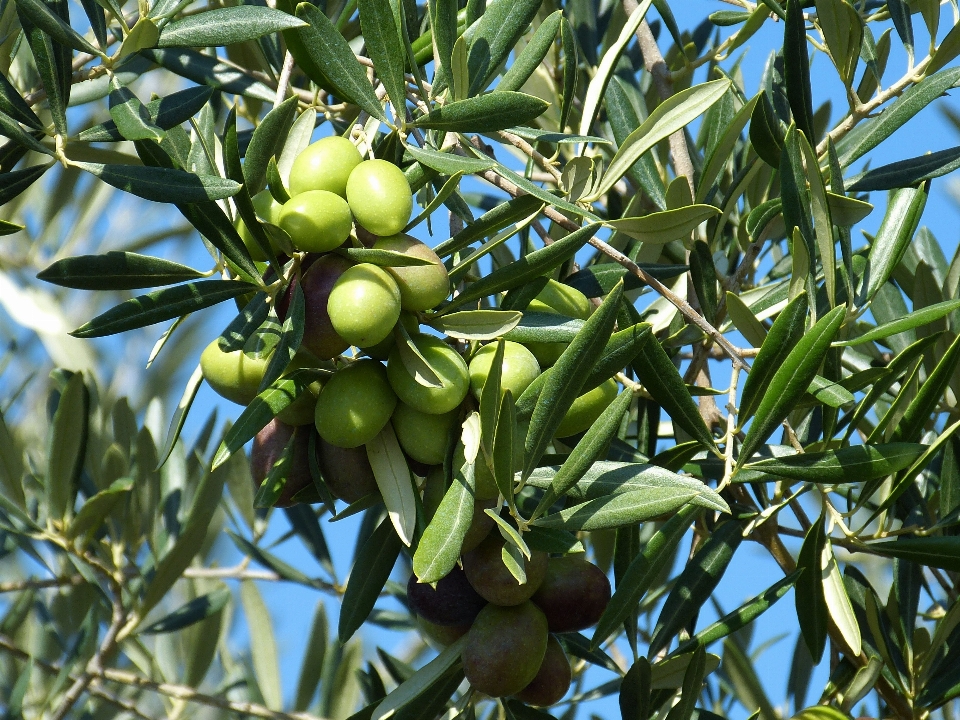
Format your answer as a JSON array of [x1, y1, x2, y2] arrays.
[[198, 134, 620, 703], [408, 540, 611, 703], [198, 135, 621, 508]]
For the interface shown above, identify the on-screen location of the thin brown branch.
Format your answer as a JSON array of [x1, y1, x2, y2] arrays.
[[0, 633, 326, 720]]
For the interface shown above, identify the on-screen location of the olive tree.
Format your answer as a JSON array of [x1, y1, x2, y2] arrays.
[[1, 0, 960, 718]]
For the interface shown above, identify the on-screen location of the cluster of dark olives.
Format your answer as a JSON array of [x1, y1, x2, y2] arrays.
[[408, 540, 611, 704]]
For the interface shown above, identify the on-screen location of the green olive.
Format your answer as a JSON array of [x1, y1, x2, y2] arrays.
[[278, 190, 353, 253], [526, 279, 593, 368], [392, 402, 458, 465], [288, 135, 363, 198], [199, 339, 268, 405], [372, 234, 450, 310], [327, 263, 402, 348], [468, 341, 541, 401], [462, 601, 548, 697], [236, 190, 283, 261], [555, 378, 619, 437], [346, 159, 413, 237], [386, 334, 469, 414], [314, 359, 397, 447]]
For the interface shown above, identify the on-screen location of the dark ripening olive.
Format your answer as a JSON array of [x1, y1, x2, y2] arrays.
[[327, 263, 402, 348], [278, 190, 353, 253], [468, 341, 541, 402], [462, 601, 548, 698], [372, 234, 450, 310], [555, 378, 619, 438], [386, 334, 469, 415], [530, 555, 611, 633], [392, 402, 458, 465], [289, 136, 363, 198], [300, 254, 352, 360], [514, 634, 571, 706], [314, 359, 397, 448], [250, 419, 315, 507], [200, 339, 267, 405], [346, 159, 413, 237], [406, 566, 487, 627], [316, 437, 380, 503], [462, 533, 548, 606]]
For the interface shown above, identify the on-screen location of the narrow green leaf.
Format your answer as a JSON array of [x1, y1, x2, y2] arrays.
[[158, 6, 305, 47], [414, 93, 549, 133], [157, 364, 204, 469], [442, 222, 600, 313], [675, 571, 801, 654], [294, 4, 387, 122], [67, 477, 133, 540], [533, 485, 723, 532], [532, 389, 634, 519], [578, 0, 653, 136], [589, 79, 731, 202], [887, 0, 914, 61], [356, 0, 405, 112], [212, 370, 317, 469], [73, 161, 241, 203], [620, 658, 652, 720], [607, 205, 721, 245], [428, 310, 522, 341], [244, 96, 299, 194], [70, 280, 254, 338], [605, 77, 667, 210], [892, 332, 960, 443], [815, 0, 862, 85], [367, 423, 417, 546], [259, 286, 304, 393], [142, 47, 276, 102], [836, 299, 960, 346], [0, 74, 43, 130], [466, 0, 542, 95], [0, 220, 25, 235], [737, 305, 846, 465], [38, 251, 205, 290], [371, 636, 467, 720], [592, 505, 700, 649], [0, 162, 54, 205], [340, 516, 403, 643], [697, 94, 760, 203], [796, 513, 828, 662], [498, 11, 562, 93], [404, 144, 496, 178], [16, 0, 101, 56], [493, 391, 516, 505], [847, 146, 960, 192], [631, 331, 716, 450], [413, 460, 476, 583], [46, 372, 88, 521], [294, 603, 328, 710], [18, 3, 70, 136], [108, 76, 164, 142], [140, 587, 231, 635], [648, 520, 745, 657], [336, 247, 433, 267], [745, 443, 924, 482], [864, 185, 928, 303], [524, 282, 622, 478], [525, 461, 717, 504], [783, 0, 815, 141], [480, 342, 504, 472], [665, 645, 706, 720], [823, 538, 861, 656], [241, 580, 282, 710]]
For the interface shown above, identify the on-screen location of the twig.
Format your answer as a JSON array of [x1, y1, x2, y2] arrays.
[[0, 633, 326, 720], [496, 130, 564, 185], [625, 7, 696, 197], [274, 51, 295, 109]]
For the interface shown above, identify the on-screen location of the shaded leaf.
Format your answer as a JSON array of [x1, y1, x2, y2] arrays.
[[38, 252, 205, 290], [140, 587, 231, 635], [340, 516, 403, 643], [415, 93, 550, 133]]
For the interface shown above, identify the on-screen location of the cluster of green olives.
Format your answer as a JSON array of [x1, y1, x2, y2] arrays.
[[198, 135, 623, 701], [407, 537, 611, 703]]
